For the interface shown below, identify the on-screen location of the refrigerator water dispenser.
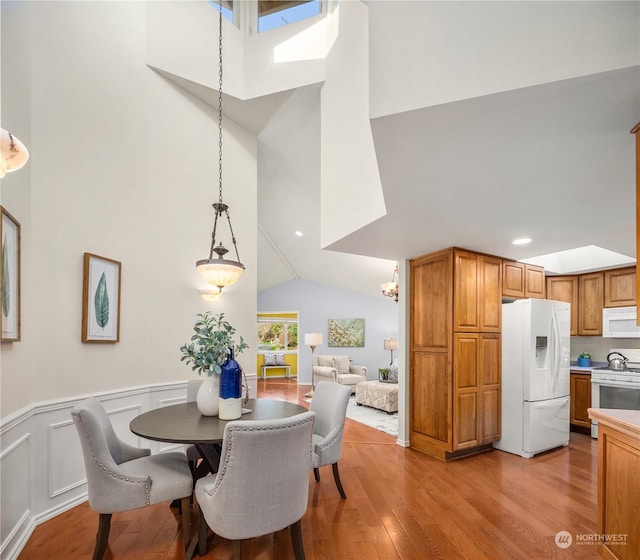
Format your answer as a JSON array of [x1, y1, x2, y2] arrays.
[[535, 336, 547, 368]]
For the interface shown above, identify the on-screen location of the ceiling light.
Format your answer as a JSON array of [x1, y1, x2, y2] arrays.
[[295, 231, 303, 237], [1, 128, 29, 177], [196, 1, 245, 292], [512, 238, 532, 245], [380, 264, 399, 302]]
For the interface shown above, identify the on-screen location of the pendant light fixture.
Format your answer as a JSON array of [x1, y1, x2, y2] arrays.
[[196, 0, 245, 292], [380, 264, 399, 302]]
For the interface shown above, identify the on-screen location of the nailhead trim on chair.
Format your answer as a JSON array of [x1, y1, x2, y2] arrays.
[[79, 413, 152, 505], [206, 416, 315, 496]]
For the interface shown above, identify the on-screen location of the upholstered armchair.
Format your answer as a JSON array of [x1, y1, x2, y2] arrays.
[[312, 355, 367, 393], [71, 398, 193, 560], [309, 381, 351, 499], [194, 412, 316, 559]]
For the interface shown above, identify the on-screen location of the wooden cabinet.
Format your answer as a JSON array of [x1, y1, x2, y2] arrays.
[[578, 272, 604, 335], [454, 251, 501, 333], [569, 371, 591, 431], [502, 261, 545, 299], [588, 409, 640, 560], [546, 267, 634, 336], [410, 247, 502, 461], [546, 276, 579, 335], [502, 261, 525, 299], [524, 264, 546, 298], [634, 122, 640, 325], [453, 333, 501, 449], [604, 267, 637, 307]]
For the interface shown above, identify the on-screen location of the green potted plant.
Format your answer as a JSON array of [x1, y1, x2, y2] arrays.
[[180, 312, 248, 417], [379, 367, 391, 382], [577, 352, 592, 367]]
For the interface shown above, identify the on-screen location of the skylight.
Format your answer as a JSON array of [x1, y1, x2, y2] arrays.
[[521, 245, 636, 275]]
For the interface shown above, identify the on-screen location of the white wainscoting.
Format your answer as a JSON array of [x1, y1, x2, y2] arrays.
[[0, 373, 258, 560]]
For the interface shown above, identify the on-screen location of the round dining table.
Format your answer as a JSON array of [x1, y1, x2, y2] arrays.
[[130, 398, 308, 473]]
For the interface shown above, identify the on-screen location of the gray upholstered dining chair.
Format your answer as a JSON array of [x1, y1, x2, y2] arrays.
[[71, 398, 194, 560], [309, 381, 352, 499], [194, 411, 316, 560]]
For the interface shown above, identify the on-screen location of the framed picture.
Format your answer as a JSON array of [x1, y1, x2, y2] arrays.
[[1, 207, 21, 342], [82, 253, 121, 343], [328, 318, 365, 347]]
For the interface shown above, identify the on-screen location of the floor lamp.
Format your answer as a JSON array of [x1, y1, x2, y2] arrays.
[[304, 333, 323, 398]]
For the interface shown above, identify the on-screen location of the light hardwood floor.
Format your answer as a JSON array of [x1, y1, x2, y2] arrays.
[[19, 379, 603, 560]]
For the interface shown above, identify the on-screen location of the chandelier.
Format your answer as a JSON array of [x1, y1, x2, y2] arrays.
[[380, 264, 399, 302], [196, 1, 245, 292]]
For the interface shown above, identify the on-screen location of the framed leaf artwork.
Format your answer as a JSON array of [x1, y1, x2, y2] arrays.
[[82, 253, 121, 343], [1, 206, 21, 342]]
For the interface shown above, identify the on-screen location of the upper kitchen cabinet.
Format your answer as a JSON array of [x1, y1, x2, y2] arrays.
[[546, 276, 579, 335], [454, 250, 502, 333], [578, 272, 604, 335], [604, 267, 637, 307], [502, 261, 545, 300]]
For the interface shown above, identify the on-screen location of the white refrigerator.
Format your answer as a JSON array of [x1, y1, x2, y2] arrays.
[[493, 298, 570, 458]]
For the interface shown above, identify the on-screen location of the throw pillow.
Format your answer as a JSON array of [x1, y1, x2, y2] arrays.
[[318, 356, 334, 368], [275, 352, 285, 365], [264, 353, 276, 365], [332, 356, 350, 375]]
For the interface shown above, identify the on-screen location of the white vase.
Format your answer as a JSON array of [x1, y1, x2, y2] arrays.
[[196, 374, 220, 416]]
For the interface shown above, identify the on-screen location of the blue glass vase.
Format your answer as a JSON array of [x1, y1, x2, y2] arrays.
[[219, 348, 242, 419]]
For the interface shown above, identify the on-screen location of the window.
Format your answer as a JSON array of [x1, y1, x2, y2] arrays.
[[258, 318, 298, 351], [209, 0, 234, 24], [210, 0, 322, 33], [258, 0, 321, 33]]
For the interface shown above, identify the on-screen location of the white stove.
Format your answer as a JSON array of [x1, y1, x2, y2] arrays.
[[591, 348, 640, 438]]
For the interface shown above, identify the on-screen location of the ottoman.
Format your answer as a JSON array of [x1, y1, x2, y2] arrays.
[[355, 380, 398, 413]]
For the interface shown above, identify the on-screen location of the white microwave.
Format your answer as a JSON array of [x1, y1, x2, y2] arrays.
[[602, 306, 640, 338]]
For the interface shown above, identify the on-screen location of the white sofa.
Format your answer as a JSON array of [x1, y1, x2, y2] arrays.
[[312, 355, 367, 393]]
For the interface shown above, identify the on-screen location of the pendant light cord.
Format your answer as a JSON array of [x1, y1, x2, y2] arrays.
[[209, 1, 241, 265]]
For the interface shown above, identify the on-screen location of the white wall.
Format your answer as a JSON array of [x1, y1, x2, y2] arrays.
[[369, 1, 640, 118], [0, 0, 258, 417], [1, 2, 258, 556], [258, 279, 399, 385], [321, 0, 387, 248]]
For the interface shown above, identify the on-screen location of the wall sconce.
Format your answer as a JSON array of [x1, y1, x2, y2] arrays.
[[380, 264, 399, 302], [199, 288, 222, 301], [1, 128, 29, 177]]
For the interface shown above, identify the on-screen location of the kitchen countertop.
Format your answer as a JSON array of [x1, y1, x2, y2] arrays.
[[588, 408, 640, 440], [569, 361, 608, 373]]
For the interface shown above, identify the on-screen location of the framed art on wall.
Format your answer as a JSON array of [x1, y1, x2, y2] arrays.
[[328, 318, 365, 347], [1, 206, 21, 342], [82, 252, 121, 343]]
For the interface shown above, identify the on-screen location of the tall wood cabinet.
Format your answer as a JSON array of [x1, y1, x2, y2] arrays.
[[410, 248, 502, 461]]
